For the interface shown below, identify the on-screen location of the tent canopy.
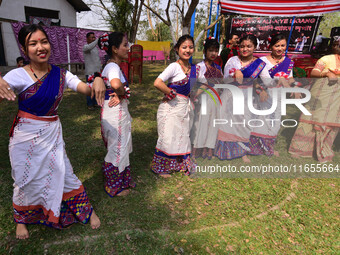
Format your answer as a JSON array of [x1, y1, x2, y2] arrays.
[[219, 0, 340, 16]]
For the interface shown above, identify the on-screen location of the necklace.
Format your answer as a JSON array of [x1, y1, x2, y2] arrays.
[[177, 60, 191, 75], [30, 65, 50, 84], [271, 54, 283, 64], [239, 56, 253, 66]]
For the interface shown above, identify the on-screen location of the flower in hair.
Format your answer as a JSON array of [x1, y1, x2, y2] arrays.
[[99, 33, 109, 51]]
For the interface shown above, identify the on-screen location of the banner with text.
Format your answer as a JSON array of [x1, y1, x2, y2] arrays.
[[230, 16, 321, 53]]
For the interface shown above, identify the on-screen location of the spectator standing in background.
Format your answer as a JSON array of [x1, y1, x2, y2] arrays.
[[83, 32, 102, 109], [315, 32, 327, 51], [220, 33, 239, 72]]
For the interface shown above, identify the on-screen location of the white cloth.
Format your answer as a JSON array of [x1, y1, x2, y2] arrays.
[[191, 61, 220, 149], [83, 38, 102, 75], [9, 118, 82, 220], [101, 62, 132, 172], [156, 95, 192, 155], [4, 67, 81, 94], [158, 62, 187, 83], [251, 56, 293, 138], [102, 62, 126, 83], [218, 57, 253, 143], [3, 68, 83, 222], [224, 56, 242, 78]]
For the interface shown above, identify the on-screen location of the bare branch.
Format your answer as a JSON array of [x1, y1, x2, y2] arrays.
[[205, 14, 224, 31], [146, 0, 157, 37], [143, 2, 171, 26], [165, 0, 172, 26], [182, 0, 199, 28], [98, 0, 115, 21]]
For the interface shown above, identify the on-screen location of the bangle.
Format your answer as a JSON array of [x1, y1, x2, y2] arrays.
[[121, 86, 131, 99], [165, 89, 177, 100], [87, 72, 108, 88]]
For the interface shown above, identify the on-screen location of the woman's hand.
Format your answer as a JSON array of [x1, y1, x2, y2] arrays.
[[235, 70, 243, 84], [326, 71, 339, 86], [108, 92, 121, 107], [0, 76, 16, 101], [259, 90, 268, 102], [92, 77, 106, 107]]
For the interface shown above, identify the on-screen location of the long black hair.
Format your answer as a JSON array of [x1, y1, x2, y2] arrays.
[[18, 24, 49, 55], [98, 32, 125, 57]]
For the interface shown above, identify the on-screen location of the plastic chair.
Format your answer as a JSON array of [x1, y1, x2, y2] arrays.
[[119, 60, 129, 81], [129, 44, 143, 84]]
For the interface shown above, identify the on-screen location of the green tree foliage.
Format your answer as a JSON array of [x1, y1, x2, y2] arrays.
[[145, 23, 172, 41], [318, 12, 340, 38], [107, 0, 134, 33]]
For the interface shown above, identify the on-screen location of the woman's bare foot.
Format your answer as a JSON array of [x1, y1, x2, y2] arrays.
[[274, 150, 280, 157], [159, 173, 172, 178], [116, 189, 130, 196], [242, 155, 251, 163], [90, 211, 101, 229], [16, 224, 29, 239]]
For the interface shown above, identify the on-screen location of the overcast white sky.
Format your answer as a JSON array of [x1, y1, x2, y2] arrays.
[[76, 0, 216, 32]]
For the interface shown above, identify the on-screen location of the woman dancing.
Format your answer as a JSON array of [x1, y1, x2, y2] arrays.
[[215, 34, 266, 162], [289, 37, 340, 162], [249, 33, 295, 157], [151, 35, 199, 177], [96, 32, 135, 196], [191, 38, 223, 159], [0, 24, 104, 239]]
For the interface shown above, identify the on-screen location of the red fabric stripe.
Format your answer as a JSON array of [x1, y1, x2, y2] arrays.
[[220, 2, 340, 11], [220, 5, 340, 15], [221, 8, 340, 16], [221, 0, 332, 3]]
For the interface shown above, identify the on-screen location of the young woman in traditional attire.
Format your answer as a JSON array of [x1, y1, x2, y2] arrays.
[[215, 34, 266, 162], [191, 38, 223, 159], [96, 32, 135, 196], [151, 35, 199, 177], [248, 34, 295, 157], [289, 37, 340, 162], [0, 24, 104, 239]]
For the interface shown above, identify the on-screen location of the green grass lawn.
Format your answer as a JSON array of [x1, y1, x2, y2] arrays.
[[0, 63, 339, 254]]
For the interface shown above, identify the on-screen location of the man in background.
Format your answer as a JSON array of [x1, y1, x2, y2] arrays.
[[315, 32, 327, 51], [83, 32, 102, 109], [220, 33, 239, 71]]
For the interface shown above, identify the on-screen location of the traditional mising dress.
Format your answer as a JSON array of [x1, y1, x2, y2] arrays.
[[215, 56, 266, 160], [151, 63, 199, 175], [249, 56, 294, 156], [4, 65, 93, 229], [191, 61, 223, 158], [100, 62, 134, 197], [289, 54, 340, 162]]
